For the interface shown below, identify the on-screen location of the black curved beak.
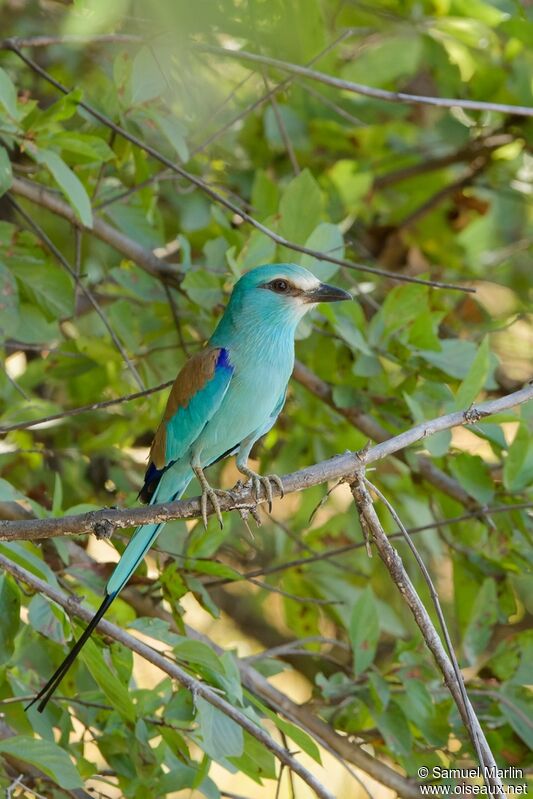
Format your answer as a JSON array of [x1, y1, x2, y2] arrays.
[[303, 282, 352, 303]]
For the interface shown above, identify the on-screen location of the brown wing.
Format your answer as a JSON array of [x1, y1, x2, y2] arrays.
[[149, 347, 224, 469]]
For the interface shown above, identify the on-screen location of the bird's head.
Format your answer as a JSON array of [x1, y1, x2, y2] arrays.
[[227, 263, 351, 330]]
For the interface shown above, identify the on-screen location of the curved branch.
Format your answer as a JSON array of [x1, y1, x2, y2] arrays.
[[198, 44, 533, 118], [10, 177, 178, 281], [350, 476, 503, 795], [1, 382, 531, 541], [0, 554, 335, 799]]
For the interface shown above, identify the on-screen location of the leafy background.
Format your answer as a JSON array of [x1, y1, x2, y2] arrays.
[[0, 0, 532, 797]]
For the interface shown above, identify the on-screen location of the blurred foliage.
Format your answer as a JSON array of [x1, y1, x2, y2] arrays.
[[0, 0, 532, 797]]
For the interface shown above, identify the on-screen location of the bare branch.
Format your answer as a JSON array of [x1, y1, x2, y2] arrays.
[[198, 44, 533, 118], [0, 554, 335, 799], [350, 475, 503, 795], [1, 381, 531, 541], [10, 177, 178, 281], [364, 479, 488, 780], [4, 42, 474, 294]]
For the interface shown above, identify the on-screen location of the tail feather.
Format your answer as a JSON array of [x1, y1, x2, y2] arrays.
[[26, 592, 115, 713], [28, 465, 193, 713]]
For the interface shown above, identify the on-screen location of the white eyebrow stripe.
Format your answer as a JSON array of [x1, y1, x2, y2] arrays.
[[279, 274, 321, 291]]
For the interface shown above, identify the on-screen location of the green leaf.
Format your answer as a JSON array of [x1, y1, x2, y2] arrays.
[[420, 339, 498, 383], [11, 259, 74, 320], [0, 542, 60, 589], [0, 260, 20, 338], [194, 696, 244, 760], [349, 586, 380, 676], [182, 270, 223, 308], [155, 114, 189, 162], [377, 700, 413, 756], [129, 616, 182, 646], [52, 471, 63, 515], [173, 639, 223, 672], [131, 45, 166, 104], [279, 168, 323, 245], [31, 148, 93, 228], [264, 105, 307, 151], [499, 684, 533, 750], [504, 423, 533, 492], [228, 730, 277, 781], [0, 67, 19, 119], [463, 578, 498, 664], [380, 284, 428, 336], [79, 634, 136, 723], [251, 169, 279, 218], [12, 303, 60, 343], [344, 35, 423, 86], [299, 222, 344, 281], [0, 146, 12, 197], [0, 736, 82, 789], [238, 228, 277, 270], [48, 132, 115, 163], [0, 574, 21, 665], [455, 335, 490, 409], [28, 594, 69, 644], [246, 693, 322, 763], [449, 453, 494, 504], [327, 160, 372, 213]]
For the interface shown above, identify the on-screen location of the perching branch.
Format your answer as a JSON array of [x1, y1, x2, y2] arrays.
[[4, 41, 474, 294], [1, 381, 531, 541], [350, 475, 503, 796], [0, 554, 335, 799], [198, 43, 533, 118]]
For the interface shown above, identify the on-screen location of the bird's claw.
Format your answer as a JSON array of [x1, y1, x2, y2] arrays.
[[193, 465, 233, 529], [200, 486, 232, 529], [238, 467, 284, 512]]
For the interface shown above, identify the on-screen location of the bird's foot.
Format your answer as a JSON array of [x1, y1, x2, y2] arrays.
[[193, 466, 232, 529], [237, 466, 284, 512]]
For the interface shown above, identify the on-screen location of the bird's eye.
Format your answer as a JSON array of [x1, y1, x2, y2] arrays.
[[270, 279, 289, 293]]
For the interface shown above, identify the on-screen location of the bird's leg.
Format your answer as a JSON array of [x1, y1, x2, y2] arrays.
[[192, 465, 233, 529], [236, 462, 284, 513]]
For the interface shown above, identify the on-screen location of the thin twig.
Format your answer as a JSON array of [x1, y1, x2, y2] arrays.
[[0, 380, 173, 434], [204, 502, 533, 588], [262, 71, 300, 174]]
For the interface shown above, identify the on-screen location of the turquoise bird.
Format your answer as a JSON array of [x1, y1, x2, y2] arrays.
[[29, 263, 350, 711]]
